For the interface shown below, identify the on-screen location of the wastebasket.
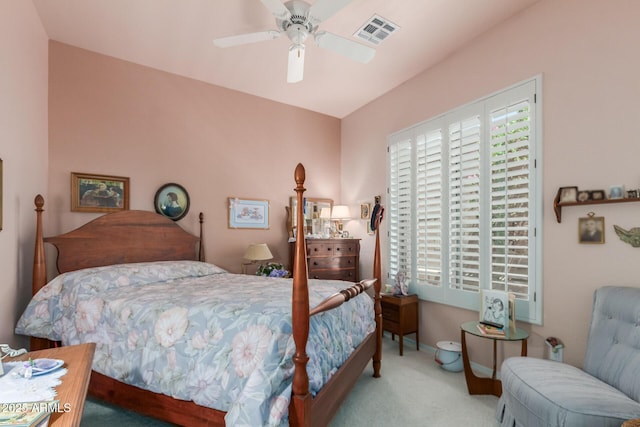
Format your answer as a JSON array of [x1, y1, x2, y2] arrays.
[[435, 340, 463, 372], [545, 337, 564, 362]]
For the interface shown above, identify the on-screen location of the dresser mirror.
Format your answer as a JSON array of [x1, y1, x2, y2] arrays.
[[287, 197, 333, 239]]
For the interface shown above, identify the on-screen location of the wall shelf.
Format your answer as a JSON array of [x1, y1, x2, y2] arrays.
[[553, 189, 640, 223]]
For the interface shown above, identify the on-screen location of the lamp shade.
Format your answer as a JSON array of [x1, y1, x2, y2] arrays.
[[243, 243, 273, 261], [319, 207, 331, 219], [331, 205, 351, 220]]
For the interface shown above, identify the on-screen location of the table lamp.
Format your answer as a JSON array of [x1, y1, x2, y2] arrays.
[[242, 243, 273, 274], [331, 205, 351, 236]]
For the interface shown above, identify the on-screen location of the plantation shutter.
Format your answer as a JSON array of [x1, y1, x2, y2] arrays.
[[415, 129, 443, 287], [448, 116, 481, 292], [489, 98, 532, 298], [388, 138, 413, 282], [386, 77, 540, 323]]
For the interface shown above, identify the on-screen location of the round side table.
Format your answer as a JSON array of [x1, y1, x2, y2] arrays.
[[460, 320, 529, 397]]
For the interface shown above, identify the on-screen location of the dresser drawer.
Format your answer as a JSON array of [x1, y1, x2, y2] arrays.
[[381, 303, 400, 322], [309, 268, 357, 281], [334, 242, 358, 256], [307, 242, 334, 256], [308, 256, 356, 269]]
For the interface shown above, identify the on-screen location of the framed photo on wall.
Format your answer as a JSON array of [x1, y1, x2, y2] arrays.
[[71, 172, 129, 213], [154, 183, 190, 221], [228, 197, 270, 229], [360, 203, 370, 219], [579, 213, 604, 244]]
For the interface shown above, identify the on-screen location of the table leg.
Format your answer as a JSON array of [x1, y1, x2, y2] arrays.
[[399, 332, 404, 356], [461, 329, 503, 397], [521, 338, 527, 356]]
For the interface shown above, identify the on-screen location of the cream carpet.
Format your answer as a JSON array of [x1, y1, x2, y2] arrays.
[[81, 336, 500, 426]]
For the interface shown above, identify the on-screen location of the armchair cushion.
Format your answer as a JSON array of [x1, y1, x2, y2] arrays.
[[497, 357, 640, 427]]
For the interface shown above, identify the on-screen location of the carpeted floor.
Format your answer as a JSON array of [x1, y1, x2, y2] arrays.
[[80, 336, 500, 426]]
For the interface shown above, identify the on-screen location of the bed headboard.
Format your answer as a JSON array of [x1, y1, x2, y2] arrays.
[[32, 194, 203, 291]]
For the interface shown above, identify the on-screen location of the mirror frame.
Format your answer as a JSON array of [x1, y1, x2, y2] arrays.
[[286, 197, 333, 239]]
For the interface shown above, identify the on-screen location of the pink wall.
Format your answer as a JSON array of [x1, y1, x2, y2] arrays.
[[0, 1, 49, 347], [48, 42, 341, 274], [342, 0, 640, 367]]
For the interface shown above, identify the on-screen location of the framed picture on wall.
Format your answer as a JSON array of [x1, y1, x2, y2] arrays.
[[579, 213, 604, 244], [71, 172, 130, 213], [154, 183, 190, 221], [360, 203, 370, 219], [228, 197, 270, 229]]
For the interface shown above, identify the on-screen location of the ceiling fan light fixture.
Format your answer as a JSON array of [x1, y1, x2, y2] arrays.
[[287, 43, 305, 83]]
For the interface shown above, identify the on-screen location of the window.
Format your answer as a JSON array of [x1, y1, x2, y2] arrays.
[[387, 77, 542, 324]]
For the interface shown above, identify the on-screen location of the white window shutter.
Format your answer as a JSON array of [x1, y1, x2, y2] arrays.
[[489, 99, 531, 298], [448, 116, 481, 292], [388, 139, 412, 282]]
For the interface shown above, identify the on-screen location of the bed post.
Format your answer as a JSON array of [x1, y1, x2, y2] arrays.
[[372, 200, 384, 378], [31, 194, 51, 351], [198, 212, 205, 262], [289, 164, 311, 427]]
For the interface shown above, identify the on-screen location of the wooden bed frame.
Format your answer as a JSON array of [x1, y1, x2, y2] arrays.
[[30, 163, 383, 427]]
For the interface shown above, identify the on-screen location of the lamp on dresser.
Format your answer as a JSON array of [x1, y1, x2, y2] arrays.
[[242, 243, 273, 274], [331, 205, 351, 237]]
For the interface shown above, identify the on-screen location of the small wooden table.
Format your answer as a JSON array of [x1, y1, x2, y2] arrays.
[[381, 293, 419, 356], [5, 343, 96, 427], [460, 321, 528, 397]]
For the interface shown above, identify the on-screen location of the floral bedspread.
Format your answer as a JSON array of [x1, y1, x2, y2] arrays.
[[15, 261, 375, 426]]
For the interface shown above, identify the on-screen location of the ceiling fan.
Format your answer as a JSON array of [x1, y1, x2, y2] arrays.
[[213, 0, 376, 83]]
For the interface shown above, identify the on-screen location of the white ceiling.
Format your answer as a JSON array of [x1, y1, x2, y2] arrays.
[[32, 0, 539, 118]]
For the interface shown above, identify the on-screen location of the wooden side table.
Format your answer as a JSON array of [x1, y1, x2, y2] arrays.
[[381, 293, 419, 356], [460, 320, 528, 397], [5, 343, 96, 427]]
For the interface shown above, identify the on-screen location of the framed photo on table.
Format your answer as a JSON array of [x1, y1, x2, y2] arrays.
[[71, 172, 129, 213], [228, 198, 270, 229], [480, 289, 509, 329], [155, 183, 190, 221]]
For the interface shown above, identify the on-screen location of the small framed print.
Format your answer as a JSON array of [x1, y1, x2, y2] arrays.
[[360, 203, 371, 219], [590, 190, 605, 201], [480, 289, 509, 329], [627, 190, 639, 199], [577, 191, 590, 202], [155, 183, 190, 221], [71, 172, 129, 213], [228, 197, 269, 229], [609, 185, 624, 200], [558, 186, 578, 204], [579, 213, 604, 244]]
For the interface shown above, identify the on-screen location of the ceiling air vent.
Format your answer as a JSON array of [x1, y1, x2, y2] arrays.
[[354, 14, 399, 46]]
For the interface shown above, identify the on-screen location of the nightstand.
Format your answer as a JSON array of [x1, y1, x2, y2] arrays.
[[381, 293, 419, 356]]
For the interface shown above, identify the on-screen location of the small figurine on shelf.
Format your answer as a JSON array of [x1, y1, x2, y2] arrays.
[[393, 270, 408, 296]]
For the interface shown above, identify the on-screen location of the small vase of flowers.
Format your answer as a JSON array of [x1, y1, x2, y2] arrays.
[[256, 262, 290, 278]]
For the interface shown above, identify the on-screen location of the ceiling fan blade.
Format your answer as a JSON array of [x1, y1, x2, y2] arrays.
[[287, 44, 305, 83], [260, 0, 291, 21], [309, 0, 352, 24], [213, 30, 281, 48], [314, 31, 375, 63]]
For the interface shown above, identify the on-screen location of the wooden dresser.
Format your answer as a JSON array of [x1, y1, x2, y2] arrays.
[[289, 238, 360, 282]]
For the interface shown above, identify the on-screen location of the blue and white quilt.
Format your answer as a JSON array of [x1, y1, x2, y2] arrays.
[[15, 260, 375, 426]]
